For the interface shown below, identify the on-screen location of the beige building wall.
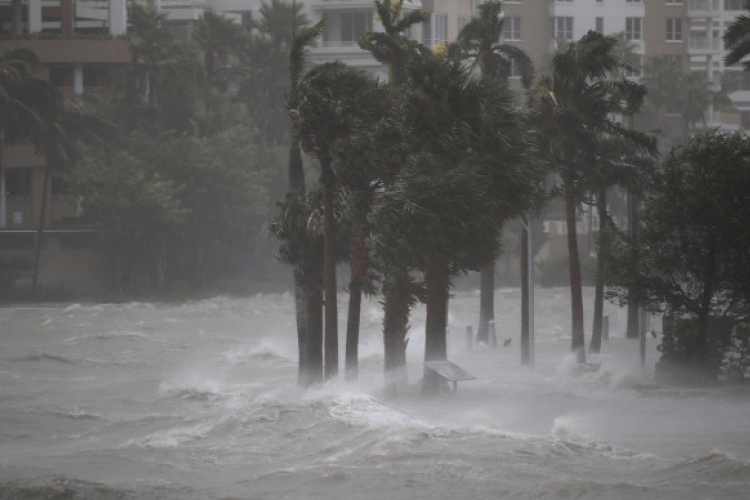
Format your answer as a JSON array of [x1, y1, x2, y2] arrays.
[[504, 0, 552, 76]]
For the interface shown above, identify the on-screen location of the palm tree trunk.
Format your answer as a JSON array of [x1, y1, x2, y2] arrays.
[[345, 220, 368, 381], [422, 257, 449, 397], [477, 261, 494, 344], [383, 268, 410, 397], [626, 190, 639, 339], [289, 123, 308, 387], [321, 156, 338, 380], [306, 286, 324, 387], [590, 189, 607, 354], [521, 223, 530, 364], [295, 276, 308, 387], [564, 178, 586, 364]]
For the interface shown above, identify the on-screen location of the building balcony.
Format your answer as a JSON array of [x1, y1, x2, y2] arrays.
[[311, 0, 421, 9], [688, 37, 722, 54], [0, 38, 130, 64], [687, 0, 721, 17]]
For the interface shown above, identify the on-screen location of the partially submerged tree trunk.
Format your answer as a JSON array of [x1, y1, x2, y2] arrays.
[[627, 190, 640, 339], [345, 221, 368, 381], [422, 258, 449, 397], [477, 262, 494, 344], [289, 133, 307, 387], [590, 190, 607, 354], [383, 268, 410, 397], [564, 178, 586, 364], [520, 224, 530, 365], [306, 287, 324, 387], [321, 156, 338, 380]]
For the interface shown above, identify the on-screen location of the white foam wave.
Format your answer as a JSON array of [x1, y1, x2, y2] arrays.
[[64, 330, 151, 344], [123, 420, 216, 448], [223, 342, 293, 364]]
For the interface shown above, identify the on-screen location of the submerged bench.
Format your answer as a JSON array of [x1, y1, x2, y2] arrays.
[[424, 360, 476, 393]]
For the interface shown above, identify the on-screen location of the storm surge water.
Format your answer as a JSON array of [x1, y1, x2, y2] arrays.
[[1, 288, 749, 499]]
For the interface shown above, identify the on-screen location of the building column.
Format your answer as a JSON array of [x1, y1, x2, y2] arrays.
[[109, 0, 127, 36], [28, 0, 43, 33], [60, 0, 74, 35], [74, 63, 84, 94]]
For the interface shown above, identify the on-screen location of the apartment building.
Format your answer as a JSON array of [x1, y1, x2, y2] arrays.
[[502, 0, 747, 142]]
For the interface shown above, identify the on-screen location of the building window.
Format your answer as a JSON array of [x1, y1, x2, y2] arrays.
[[725, 0, 745, 10], [741, 110, 750, 130], [625, 54, 642, 77], [666, 18, 682, 41], [725, 71, 750, 91], [595, 17, 603, 33], [424, 13, 448, 46], [625, 0, 642, 3], [5, 169, 32, 201], [666, 0, 682, 4], [503, 17, 521, 41], [49, 66, 74, 95], [341, 11, 373, 44], [551, 17, 574, 40], [458, 16, 471, 33], [625, 17, 642, 41]]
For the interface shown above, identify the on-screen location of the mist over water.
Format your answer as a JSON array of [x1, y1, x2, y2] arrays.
[[1, 288, 749, 499]]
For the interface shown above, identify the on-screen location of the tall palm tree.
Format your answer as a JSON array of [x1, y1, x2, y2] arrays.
[[358, 0, 428, 392], [285, 19, 324, 386], [369, 57, 542, 396], [194, 11, 244, 91], [31, 94, 117, 296], [127, 2, 173, 114], [528, 31, 651, 364], [450, 0, 535, 345], [294, 62, 378, 381], [0, 49, 52, 229]]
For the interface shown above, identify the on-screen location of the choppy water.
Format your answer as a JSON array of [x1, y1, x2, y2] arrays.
[[1, 287, 749, 499]]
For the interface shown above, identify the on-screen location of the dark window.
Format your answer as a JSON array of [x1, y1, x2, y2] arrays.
[[5, 169, 32, 200]]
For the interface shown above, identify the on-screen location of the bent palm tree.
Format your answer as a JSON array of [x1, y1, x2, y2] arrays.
[[529, 31, 652, 364], [285, 19, 324, 386], [450, 0, 535, 345]]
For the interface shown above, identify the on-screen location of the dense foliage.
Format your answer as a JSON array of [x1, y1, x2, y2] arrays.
[[606, 132, 750, 375]]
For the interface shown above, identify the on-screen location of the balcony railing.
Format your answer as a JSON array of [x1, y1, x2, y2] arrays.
[[688, 37, 721, 52], [687, 0, 721, 15]]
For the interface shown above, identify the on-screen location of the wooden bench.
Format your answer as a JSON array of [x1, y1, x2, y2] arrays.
[[424, 360, 476, 394]]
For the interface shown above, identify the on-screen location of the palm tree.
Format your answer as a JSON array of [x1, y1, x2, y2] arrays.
[[359, 0, 429, 86], [126, 2, 173, 116], [294, 62, 378, 381], [285, 19, 324, 386], [449, 0, 535, 345], [358, 0, 428, 392], [194, 10, 244, 92], [0, 49, 53, 229], [528, 31, 651, 364], [369, 57, 542, 396], [724, 5, 750, 72], [30, 86, 120, 295], [450, 0, 534, 86]]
